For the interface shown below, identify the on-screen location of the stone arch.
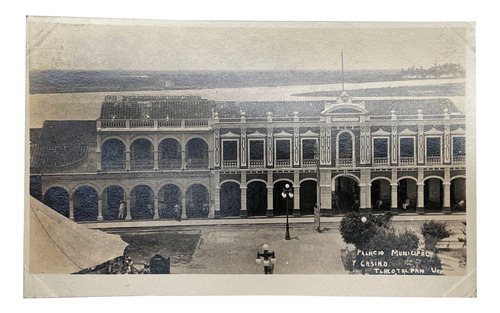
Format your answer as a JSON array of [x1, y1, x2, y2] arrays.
[[130, 134, 155, 146], [73, 185, 99, 222], [370, 178, 391, 212], [451, 175, 467, 181], [186, 184, 210, 218], [300, 179, 317, 215], [159, 138, 182, 169], [130, 138, 154, 170], [71, 182, 101, 197], [102, 185, 125, 220], [220, 181, 241, 217], [130, 185, 155, 219], [184, 135, 209, 147], [43, 184, 70, 198], [273, 180, 294, 216], [100, 182, 128, 198], [185, 137, 209, 169], [219, 179, 242, 188], [450, 177, 466, 212], [43, 186, 70, 218], [424, 178, 444, 212], [101, 138, 126, 170], [246, 180, 267, 217], [397, 176, 419, 183], [332, 173, 361, 185], [370, 176, 392, 184], [332, 175, 360, 213], [423, 175, 445, 182], [246, 178, 268, 186], [158, 184, 182, 219], [101, 135, 126, 145], [397, 178, 417, 212]]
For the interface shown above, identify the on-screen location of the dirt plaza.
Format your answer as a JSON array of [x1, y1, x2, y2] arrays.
[[90, 215, 467, 275]]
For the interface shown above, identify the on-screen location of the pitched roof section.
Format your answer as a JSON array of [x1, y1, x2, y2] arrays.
[[31, 121, 96, 169], [30, 128, 43, 145], [98, 95, 462, 119], [100, 95, 215, 119], [217, 101, 325, 118], [363, 98, 460, 115]]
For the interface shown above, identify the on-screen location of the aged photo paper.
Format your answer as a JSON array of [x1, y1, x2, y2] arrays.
[[24, 16, 476, 297]]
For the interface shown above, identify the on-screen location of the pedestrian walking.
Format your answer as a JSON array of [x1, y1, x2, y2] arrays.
[[118, 200, 126, 220]]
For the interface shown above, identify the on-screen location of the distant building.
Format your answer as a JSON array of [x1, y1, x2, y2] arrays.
[[30, 92, 466, 222]]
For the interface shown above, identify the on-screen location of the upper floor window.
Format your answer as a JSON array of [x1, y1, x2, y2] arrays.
[[302, 139, 317, 167], [453, 136, 466, 164], [373, 138, 389, 166], [222, 140, 238, 168], [338, 132, 353, 159], [249, 140, 265, 168], [426, 137, 441, 164], [276, 139, 291, 167], [337, 132, 354, 167], [399, 137, 415, 165]]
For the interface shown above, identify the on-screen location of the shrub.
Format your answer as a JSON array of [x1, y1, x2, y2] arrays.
[[339, 211, 393, 250], [420, 220, 452, 251], [356, 228, 443, 275], [421, 220, 452, 239]]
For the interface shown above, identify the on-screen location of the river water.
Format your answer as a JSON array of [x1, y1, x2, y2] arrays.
[[28, 77, 465, 128]]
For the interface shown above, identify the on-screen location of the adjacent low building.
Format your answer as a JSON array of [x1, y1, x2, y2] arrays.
[[30, 92, 467, 222]]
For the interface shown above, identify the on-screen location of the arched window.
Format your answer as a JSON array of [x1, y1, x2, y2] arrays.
[[337, 132, 354, 167]]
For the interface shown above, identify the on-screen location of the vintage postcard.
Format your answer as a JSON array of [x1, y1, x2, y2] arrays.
[[25, 17, 476, 297]]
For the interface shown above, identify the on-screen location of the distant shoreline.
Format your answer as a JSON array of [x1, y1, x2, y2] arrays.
[[29, 69, 413, 95]]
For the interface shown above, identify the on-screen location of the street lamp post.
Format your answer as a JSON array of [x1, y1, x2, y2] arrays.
[[361, 216, 367, 275], [281, 184, 293, 240], [314, 146, 321, 232], [255, 244, 277, 274]]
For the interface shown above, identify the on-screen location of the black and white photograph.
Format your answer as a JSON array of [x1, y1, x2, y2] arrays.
[[24, 16, 476, 298]]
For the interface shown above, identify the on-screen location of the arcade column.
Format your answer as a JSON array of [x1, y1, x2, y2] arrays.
[[154, 196, 160, 219], [390, 183, 399, 215], [442, 168, 451, 214], [416, 168, 425, 215], [97, 197, 103, 221], [69, 195, 75, 221], [153, 149, 159, 171], [240, 187, 248, 218], [266, 186, 274, 217], [293, 186, 300, 217], [125, 196, 132, 220]]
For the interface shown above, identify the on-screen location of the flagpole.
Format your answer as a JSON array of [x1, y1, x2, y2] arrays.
[[341, 51, 344, 92]]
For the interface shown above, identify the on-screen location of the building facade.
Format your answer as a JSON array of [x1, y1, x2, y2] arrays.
[[30, 92, 467, 222]]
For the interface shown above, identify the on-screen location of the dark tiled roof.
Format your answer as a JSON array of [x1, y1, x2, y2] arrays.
[[98, 95, 462, 119], [217, 98, 460, 117], [363, 98, 460, 115], [100, 95, 214, 119], [30, 128, 42, 145], [31, 121, 96, 169], [216, 101, 325, 118]]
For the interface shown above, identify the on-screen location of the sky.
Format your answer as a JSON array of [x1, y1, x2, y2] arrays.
[[27, 18, 470, 72]]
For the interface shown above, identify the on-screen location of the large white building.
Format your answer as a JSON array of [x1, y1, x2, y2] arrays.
[[30, 91, 466, 222]]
